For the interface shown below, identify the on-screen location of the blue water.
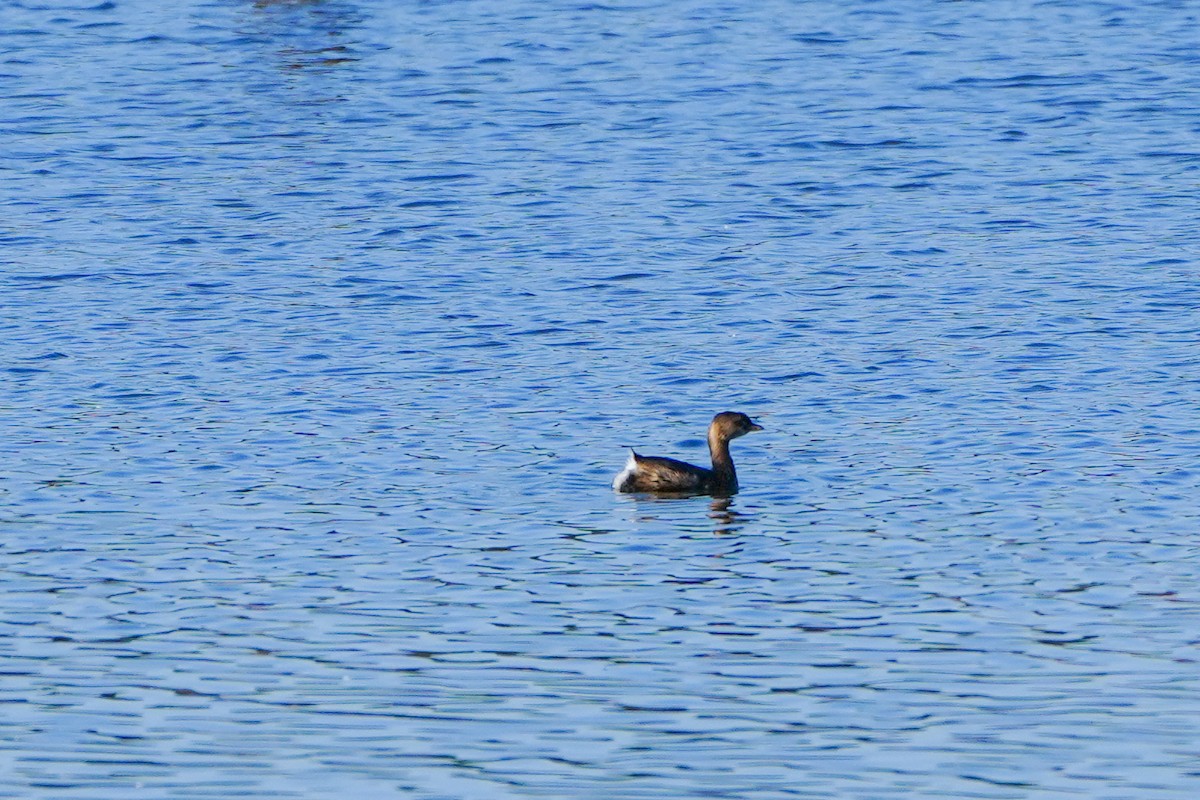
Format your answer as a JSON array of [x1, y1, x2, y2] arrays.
[[4, 0, 1200, 797]]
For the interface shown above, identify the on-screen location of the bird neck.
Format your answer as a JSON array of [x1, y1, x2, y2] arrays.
[[708, 433, 738, 490]]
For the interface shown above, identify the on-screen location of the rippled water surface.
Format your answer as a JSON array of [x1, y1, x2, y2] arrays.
[[4, 0, 1200, 797]]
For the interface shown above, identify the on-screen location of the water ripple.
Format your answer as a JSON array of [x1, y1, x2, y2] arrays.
[[3, 0, 1200, 798]]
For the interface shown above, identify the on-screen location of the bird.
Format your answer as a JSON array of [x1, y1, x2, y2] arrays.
[[612, 411, 763, 496]]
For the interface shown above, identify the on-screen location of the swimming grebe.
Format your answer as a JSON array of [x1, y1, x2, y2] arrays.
[[612, 411, 763, 496]]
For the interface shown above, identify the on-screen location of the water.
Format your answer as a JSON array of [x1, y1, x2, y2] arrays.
[[3, 0, 1200, 797]]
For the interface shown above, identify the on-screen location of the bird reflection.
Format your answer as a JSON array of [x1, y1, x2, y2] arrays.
[[709, 497, 747, 536], [619, 494, 751, 537], [246, 0, 364, 71]]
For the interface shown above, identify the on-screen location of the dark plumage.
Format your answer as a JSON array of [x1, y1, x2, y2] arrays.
[[612, 411, 763, 496]]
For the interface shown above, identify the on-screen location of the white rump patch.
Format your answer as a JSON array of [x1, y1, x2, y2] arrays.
[[612, 450, 638, 491]]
